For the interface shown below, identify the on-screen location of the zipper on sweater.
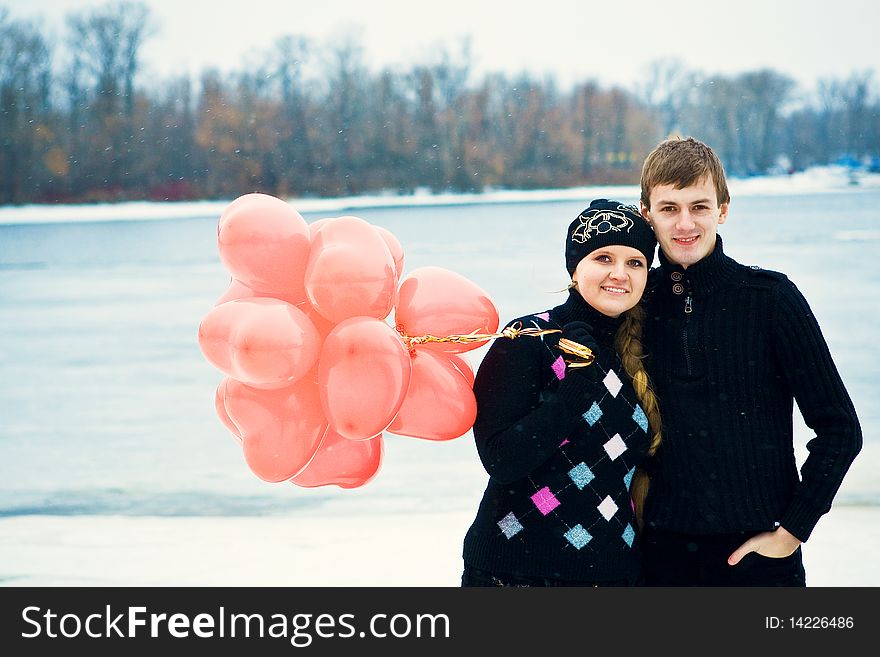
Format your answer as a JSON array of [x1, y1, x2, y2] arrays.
[[682, 294, 693, 375]]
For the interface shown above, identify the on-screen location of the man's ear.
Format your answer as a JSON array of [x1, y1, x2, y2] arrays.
[[640, 202, 651, 223], [718, 201, 730, 225]]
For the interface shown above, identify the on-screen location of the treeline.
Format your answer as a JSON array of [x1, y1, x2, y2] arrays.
[[1, 1, 878, 204]]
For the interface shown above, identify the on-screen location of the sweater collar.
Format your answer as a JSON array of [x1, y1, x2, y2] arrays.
[[656, 234, 738, 296], [553, 289, 624, 341]]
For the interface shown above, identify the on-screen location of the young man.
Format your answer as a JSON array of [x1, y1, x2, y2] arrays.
[[637, 136, 862, 586]]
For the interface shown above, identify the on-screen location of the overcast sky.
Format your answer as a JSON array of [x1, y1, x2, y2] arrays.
[[5, 0, 879, 91]]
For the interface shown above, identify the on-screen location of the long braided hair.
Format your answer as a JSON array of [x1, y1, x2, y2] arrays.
[[614, 303, 662, 530]]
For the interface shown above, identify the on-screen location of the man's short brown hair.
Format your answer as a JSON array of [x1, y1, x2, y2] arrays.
[[640, 136, 730, 209]]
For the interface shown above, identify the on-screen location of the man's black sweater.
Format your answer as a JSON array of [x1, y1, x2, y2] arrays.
[[462, 291, 650, 583], [642, 236, 862, 541]]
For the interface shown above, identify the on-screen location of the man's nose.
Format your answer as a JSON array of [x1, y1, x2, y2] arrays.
[[675, 210, 697, 230]]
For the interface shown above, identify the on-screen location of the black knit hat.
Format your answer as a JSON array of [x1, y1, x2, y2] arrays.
[[565, 199, 656, 275]]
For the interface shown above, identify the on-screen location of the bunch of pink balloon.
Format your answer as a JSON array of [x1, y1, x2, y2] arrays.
[[198, 193, 499, 489]]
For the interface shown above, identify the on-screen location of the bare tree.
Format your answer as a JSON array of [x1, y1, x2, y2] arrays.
[[261, 35, 315, 195], [319, 30, 370, 195], [736, 69, 796, 171], [0, 9, 53, 203], [65, 1, 155, 196], [409, 64, 444, 191], [836, 71, 875, 158], [636, 57, 696, 137]]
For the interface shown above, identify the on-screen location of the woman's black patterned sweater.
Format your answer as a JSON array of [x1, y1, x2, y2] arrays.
[[462, 290, 650, 583]]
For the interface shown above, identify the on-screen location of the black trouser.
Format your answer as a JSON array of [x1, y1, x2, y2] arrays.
[[461, 564, 636, 587], [642, 528, 806, 587]]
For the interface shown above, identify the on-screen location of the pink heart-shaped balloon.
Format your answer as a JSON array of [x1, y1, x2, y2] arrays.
[[319, 316, 412, 440], [217, 193, 310, 301], [224, 374, 327, 482], [198, 297, 321, 388], [304, 216, 397, 324], [290, 428, 384, 489], [395, 266, 499, 353], [387, 349, 477, 440]]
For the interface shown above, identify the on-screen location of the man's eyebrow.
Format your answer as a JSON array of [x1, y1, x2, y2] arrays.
[[655, 198, 712, 205]]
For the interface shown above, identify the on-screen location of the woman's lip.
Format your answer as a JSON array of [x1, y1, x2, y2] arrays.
[[601, 286, 628, 295]]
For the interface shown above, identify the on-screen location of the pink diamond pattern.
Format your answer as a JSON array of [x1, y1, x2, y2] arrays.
[[551, 356, 566, 380], [530, 486, 560, 515]]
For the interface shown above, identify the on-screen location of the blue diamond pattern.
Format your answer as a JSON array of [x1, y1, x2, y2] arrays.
[[564, 524, 593, 550], [622, 523, 635, 547], [568, 462, 595, 489], [632, 405, 648, 433], [623, 466, 635, 490], [583, 402, 602, 426], [497, 512, 523, 539]]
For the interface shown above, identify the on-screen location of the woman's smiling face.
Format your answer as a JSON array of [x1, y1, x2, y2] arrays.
[[572, 244, 648, 317]]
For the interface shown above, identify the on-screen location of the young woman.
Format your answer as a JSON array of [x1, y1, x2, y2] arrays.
[[461, 199, 661, 586]]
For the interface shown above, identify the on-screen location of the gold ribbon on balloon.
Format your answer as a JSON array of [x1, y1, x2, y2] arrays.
[[555, 336, 596, 368], [397, 321, 595, 368]]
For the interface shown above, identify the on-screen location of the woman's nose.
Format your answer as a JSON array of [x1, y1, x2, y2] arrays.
[[609, 264, 627, 279]]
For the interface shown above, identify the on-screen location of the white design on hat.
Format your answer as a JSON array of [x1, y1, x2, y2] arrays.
[[571, 205, 638, 243]]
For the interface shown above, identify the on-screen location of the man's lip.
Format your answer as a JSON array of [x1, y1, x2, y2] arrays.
[[673, 236, 699, 245]]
